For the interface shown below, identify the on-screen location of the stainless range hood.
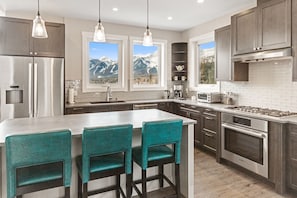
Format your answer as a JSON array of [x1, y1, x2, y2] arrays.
[[232, 48, 292, 63]]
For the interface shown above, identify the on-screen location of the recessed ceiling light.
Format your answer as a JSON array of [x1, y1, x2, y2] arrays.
[[112, 7, 119, 12], [197, 0, 204, 3], [168, 16, 173, 20]]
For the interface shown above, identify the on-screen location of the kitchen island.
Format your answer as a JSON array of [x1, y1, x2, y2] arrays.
[[0, 109, 196, 198]]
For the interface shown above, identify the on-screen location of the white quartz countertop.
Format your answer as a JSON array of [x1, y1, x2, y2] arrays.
[[65, 99, 297, 124], [0, 109, 196, 145]]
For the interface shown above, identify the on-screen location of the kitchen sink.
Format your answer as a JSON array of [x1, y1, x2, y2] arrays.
[[90, 100, 126, 104]]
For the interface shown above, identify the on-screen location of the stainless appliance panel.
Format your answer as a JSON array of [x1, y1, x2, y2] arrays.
[[34, 57, 64, 117], [0, 56, 33, 121], [221, 113, 268, 178]]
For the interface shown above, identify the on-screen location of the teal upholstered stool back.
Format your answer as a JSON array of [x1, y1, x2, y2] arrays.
[[81, 124, 133, 183], [5, 130, 72, 198], [141, 119, 183, 169]]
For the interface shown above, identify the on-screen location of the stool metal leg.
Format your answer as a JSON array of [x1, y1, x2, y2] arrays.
[[142, 170, 147, 198], [175, 164, 181, 198], [65, 186, 70, 198], [83, 183, 88, 198], [126, 173, 132, 198], [116, 174, 120, 198], [158, 165, 164, 188], [78, 173, 82, 198]]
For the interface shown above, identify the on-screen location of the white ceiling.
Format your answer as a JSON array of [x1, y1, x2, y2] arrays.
[[0, 0, 257, 31]]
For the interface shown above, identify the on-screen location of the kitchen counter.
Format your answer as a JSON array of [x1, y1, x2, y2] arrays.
[[0, 109, 196, 198], [66, 99, 297, 124]]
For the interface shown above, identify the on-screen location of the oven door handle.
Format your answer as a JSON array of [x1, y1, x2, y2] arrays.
[[222, 123, 266, 139]]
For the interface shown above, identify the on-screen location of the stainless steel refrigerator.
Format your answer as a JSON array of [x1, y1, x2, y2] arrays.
[[0, 56, 64, 121]]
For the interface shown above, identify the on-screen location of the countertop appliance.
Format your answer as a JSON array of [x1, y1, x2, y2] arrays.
[[221, 112, 268, 178], [197, 92, 221, 103], [0, 56, 64, 121], [173, 84, 183, 99]]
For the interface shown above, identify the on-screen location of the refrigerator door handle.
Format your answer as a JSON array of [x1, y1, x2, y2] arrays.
[[34, 63, 38, 117], [28, 63, 33, 118]]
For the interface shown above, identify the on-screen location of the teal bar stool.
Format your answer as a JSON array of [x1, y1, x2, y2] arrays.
[[132, 119, 183, 198], [76, 124, 133, 198], [5, 130, 72, 198]]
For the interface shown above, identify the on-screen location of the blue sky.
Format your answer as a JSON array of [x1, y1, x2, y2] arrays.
[[134, 44, 158, 55], [199, 41, 215, 49], [89, 42, 118, 61]]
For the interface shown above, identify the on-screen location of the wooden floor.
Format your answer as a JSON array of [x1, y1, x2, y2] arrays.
[[138, 148, 297, 198]]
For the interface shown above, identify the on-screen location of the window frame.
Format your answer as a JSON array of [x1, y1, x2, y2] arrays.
[[82, 32, 128, 93], [129, 37, 167, 91], [188, 32, 220, 92]]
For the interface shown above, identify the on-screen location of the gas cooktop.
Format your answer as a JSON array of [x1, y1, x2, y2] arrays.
[[225, 106, 297, 117]]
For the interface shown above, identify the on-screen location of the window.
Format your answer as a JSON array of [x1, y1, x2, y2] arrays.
[[188, 32, 219, 92], [82, 32, 128, 92], [130, 38, 167, 91], [198, 41, 216, 84]]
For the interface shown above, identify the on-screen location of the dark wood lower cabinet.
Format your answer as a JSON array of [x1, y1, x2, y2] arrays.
[[65, 104, 133, 114], [176, 103, 220, 156], [287, 124, 297, 192]]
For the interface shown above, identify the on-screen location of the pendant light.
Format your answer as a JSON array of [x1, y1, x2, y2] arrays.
[[32, 0, 48, 38], [143, 0, 153, 46], [93, 0, 106, 42]]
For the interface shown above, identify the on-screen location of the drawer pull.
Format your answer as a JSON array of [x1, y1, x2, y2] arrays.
[[72, 107, 83, 111], [204, 132, 214, 138], [204, 116, 214, 120]]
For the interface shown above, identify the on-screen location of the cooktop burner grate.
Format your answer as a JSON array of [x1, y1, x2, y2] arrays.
[[225, 106, 297, 117]]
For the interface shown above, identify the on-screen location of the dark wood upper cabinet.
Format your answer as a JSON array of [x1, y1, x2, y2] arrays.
[[232, 0, 291, 55], [0, 16, 65, 57], [0, 17, 33, 56], [215, 25, 248, 81], [33, 22, 65, 57], [232, 8, 257, 55]]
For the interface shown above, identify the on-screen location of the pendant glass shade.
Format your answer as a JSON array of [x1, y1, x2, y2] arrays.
[[93, 22, 106, 42], [32, 14, 48, 38], [143, 28, 153, 46]]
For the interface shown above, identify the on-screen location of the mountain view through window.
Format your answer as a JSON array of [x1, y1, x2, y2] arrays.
[[133, 44, 159, 85], [89, 42, 119, 84], [199, 41, 216, 84]]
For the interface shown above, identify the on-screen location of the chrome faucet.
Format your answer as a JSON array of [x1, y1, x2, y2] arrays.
[[106, 86, 112, 102]]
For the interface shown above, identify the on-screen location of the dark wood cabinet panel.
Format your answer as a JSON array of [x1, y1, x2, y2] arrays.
[[0, 17, 33, 56], [232, 8, 257, 55], [287, 124, 297, 191], [232, 0, 291, 55], [215, 25, 248, 81], [111, 104, 133, 111], [201, 108, 219, 153], [33, 22, 65, 57], [158, 102, 174, 113], [0, 17, 65, 57], [258, 0, 291, 51]]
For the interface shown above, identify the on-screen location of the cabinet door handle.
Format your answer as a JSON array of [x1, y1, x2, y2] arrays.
[[205, 116, 214, 120]]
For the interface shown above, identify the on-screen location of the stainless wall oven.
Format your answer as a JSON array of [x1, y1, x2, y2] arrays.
[[221, 113, 268, 178]]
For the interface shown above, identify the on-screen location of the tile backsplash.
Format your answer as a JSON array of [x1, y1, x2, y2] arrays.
[[221, 59, 297, 112]]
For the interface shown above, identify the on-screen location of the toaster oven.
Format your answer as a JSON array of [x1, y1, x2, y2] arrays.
[[197, 92, 221, 103]]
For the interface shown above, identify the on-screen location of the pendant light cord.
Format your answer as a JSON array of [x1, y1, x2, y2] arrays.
[[37, 0, 40, 16], [98, 0, 101, 23], [146, 0, 149, 29]]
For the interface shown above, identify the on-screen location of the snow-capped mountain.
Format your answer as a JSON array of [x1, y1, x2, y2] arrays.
[[89, 53, 158, 81]]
